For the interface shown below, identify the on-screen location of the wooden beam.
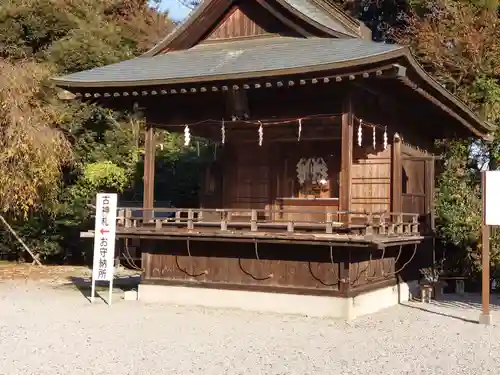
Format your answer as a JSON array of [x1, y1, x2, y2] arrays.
[[256, 0, 313, 37], [480, 171, 491, 324], [391, 134, 402, 212], [143, 124, 155, 220], [340, 95, 353, 219], [425, 157, 436, 231]]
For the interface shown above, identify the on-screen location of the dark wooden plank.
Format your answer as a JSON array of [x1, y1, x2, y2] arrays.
[[143, 124, 155, 220], [340, 95, 353, 221], [425, 157, 436, 231], [391, 134, 402, 212]]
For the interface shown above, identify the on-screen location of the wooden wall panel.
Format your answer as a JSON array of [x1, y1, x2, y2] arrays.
[[223, 143, 270, 210], [203, 2, 299, 42], [351, 146, 391, 213], [142, 241, 342, 291], [206, 7, 269, 40]]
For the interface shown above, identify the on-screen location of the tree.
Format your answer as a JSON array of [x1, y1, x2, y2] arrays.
[[0, 59, 71, 216], [0, 0, 175, 262], [392, 0, 500, 274]]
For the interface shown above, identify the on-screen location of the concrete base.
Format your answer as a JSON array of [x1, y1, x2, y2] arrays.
[[479, 313, 493, 325], [138, 280, 419, 320], [124, 289, 139, 301]]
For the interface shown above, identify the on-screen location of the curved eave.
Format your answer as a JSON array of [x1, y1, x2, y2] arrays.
[[52, 47, 490, 139], [400, 50, 492, 139], [52, 47, 405, 88]]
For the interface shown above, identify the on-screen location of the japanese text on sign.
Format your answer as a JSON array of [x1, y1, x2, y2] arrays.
[[92, 193, 117, 281]]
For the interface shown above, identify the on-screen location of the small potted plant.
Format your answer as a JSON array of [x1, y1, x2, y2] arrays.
[[419, 265, 444, 301]]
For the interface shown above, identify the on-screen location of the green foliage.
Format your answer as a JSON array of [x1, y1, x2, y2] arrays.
[[435, 139, 500, 275], [0, 0, 174, 262], [0, 59, 72, 217], [45, 26, 134, 73], [434, 141, 482, 273], [81, 161, 128, 192], [0, 0, 78, 59], [2, 0, 498, 273], [153, 133, 214, 207]]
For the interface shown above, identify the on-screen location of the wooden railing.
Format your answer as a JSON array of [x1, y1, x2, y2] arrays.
[[115, 207, 421, 237]]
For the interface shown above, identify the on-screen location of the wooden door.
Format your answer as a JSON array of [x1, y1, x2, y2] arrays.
[[401, 156, 434, 232], [225, 144, 270, 210], [401, 157, 426, 214]]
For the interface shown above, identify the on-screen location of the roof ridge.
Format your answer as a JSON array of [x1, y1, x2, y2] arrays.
[[309, 0, 361, 30], [144, 0, 368, 57]]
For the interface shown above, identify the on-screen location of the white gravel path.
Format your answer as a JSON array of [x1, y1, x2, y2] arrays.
[[1, 281, 500, 375]]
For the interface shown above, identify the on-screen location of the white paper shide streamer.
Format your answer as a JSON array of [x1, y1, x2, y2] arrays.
[[383, 127, 388, 150], [357, 119, 363, 147], [297, 118, 302, 142], [184, 125, 191, 146], [372, 125, 376, 149], [221, 119, 225, 145], [258, 121, 263, 146]]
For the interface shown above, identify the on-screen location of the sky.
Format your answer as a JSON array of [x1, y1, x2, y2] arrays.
[[157, 0, 192, 21]]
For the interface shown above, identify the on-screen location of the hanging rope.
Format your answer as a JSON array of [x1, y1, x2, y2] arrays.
[[384, 244, 418, 278], [175, 239, 208, 278], [349, 253, 374, 286], [121, 238, 143, 271], [238, 241, 273, 280], [365, 247, 387, 281], [308, 245, 338, 287]]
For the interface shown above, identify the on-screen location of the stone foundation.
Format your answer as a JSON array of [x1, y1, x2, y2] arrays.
[[137, 280, 419, 320]]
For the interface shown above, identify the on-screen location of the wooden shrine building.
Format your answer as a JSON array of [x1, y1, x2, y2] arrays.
[[54, 0, 491, 318]]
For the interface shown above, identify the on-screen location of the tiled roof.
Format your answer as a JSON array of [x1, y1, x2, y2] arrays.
[[53, 37, 402, 87]]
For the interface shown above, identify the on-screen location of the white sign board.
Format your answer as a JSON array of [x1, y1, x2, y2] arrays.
[[91, 193, 118, 304], [485, 171, 500, 226]]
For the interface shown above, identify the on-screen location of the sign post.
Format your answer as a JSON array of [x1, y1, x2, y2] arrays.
[[91, 193, 118, 305], [480, 170, 500, 325]]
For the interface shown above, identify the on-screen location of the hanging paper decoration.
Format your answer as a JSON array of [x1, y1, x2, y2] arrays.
[[372, 125, 376, 149], [383, 127, 388, 150], [357, 119, 363, 147], [297, 118, 302, 142], [221, 119, 226, 145], [258, 121, 263, 146], [184, 125, 191, 146]]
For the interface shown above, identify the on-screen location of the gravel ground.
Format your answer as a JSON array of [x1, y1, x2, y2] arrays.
[[1, 281, 500, 375]]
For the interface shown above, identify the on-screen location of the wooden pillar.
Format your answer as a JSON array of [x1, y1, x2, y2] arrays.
[[425, 157, 436, 231], [391, 134, 402, 213], [480, 171, 491, 325], [143, 124, 155, 220], [340, 96, 353, 223]]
